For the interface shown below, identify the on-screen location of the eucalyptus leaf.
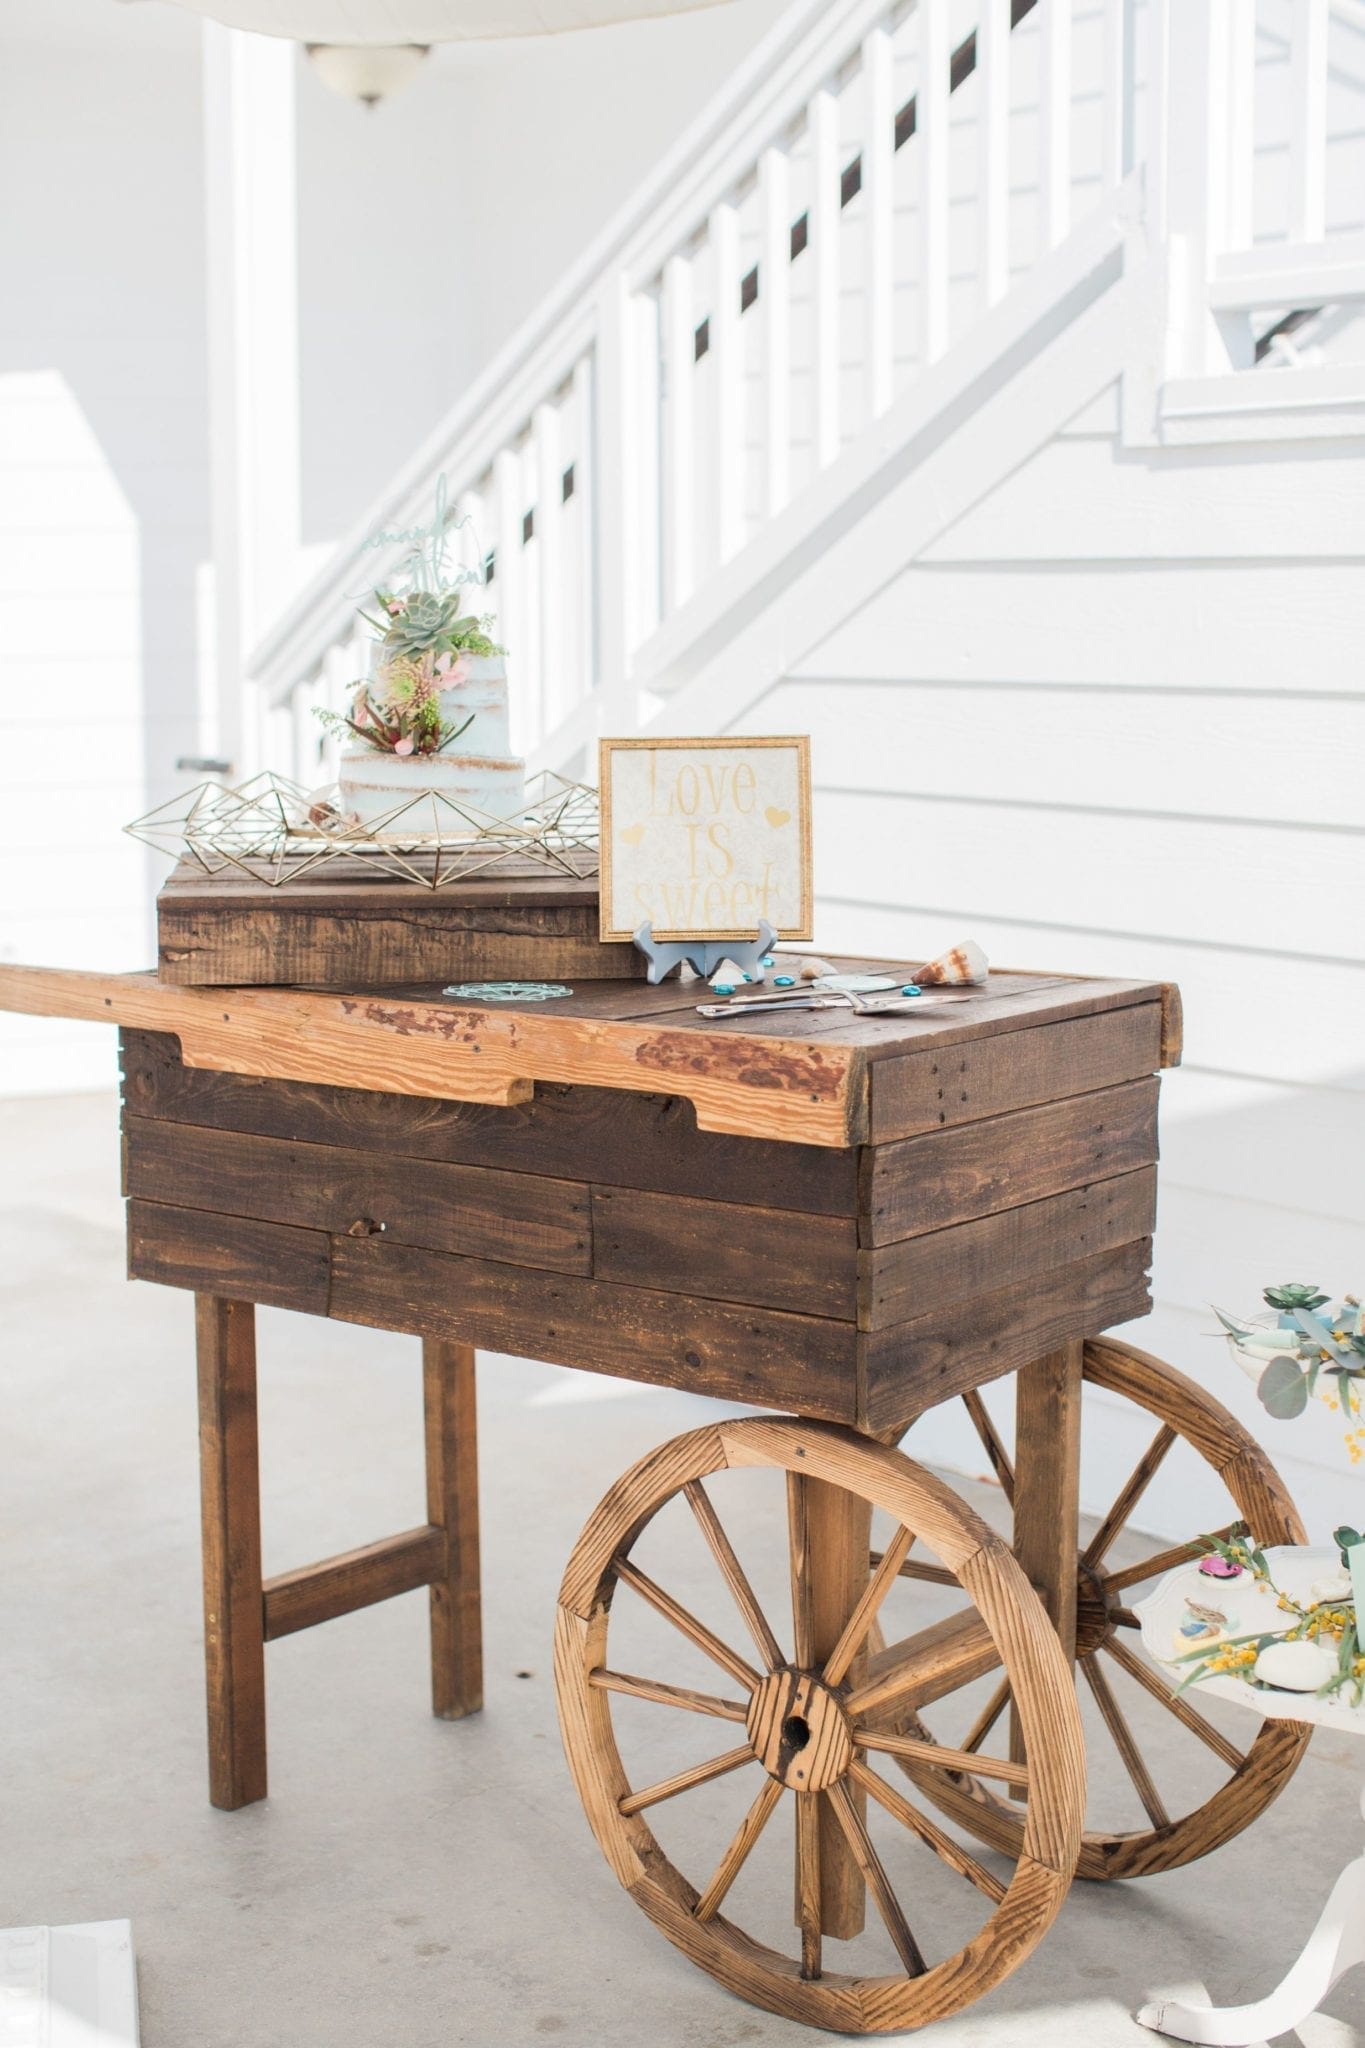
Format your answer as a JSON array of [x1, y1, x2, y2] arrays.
[[1258, 1354, 1309, 1419]]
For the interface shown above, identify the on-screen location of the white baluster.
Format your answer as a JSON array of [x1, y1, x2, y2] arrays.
[[593, 271, 645, 734], [919, 0, 950, 366], [662, 252, 695, 612], [533, 400, 561, 750], [1101, 0, 1137, 190], [863, 23, 894, 419], [291, 670, 318, 788], [455, 487, 487, 592], [809, 85, 841, 469], [759, 145, 791, 517], [978, 0, 1011, 309], [1287, 0, 1328, 244], [494, 445, 524, 748], [571, 352, 595, 710], [710, 200, 743, 564], [1224, 0, 1256, 253], [1040, 0, 1073, 251]]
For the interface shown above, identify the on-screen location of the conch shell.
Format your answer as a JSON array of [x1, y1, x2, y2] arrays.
[[913, 940, 989, 987]]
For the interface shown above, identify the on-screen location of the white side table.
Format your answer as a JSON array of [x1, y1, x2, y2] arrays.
[[1135, 1544, 1365, 2046]]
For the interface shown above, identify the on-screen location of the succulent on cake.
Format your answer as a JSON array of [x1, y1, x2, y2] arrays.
[[317, 653, 475, 759], [368, 586, 502, 666]]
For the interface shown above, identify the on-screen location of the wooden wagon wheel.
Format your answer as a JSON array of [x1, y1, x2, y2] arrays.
[[555, 1415, 1086, 2035], [882, 1337, 1311, 1883]]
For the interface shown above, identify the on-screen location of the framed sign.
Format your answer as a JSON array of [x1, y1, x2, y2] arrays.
[[599, 735, 813, 943]]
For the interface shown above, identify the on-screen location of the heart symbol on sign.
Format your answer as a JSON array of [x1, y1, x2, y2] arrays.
[[619, 822, 645, 847], [765, 806, 791, 829]]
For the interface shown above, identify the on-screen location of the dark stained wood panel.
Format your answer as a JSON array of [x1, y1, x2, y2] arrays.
[[120, 1030, 860, 1217], [864, 1079, 1160, 1247], [864, 1240, 1153, 1435], [869, 1004, 1164, 1143], [124, 1114, 592, 1275], [328, 1232, 860, 1421], [157, 854, 644, 986], [128, 1199, 331, 1313], [590, 1186, 858, 1320], [862, 1169, 1157, 1327]]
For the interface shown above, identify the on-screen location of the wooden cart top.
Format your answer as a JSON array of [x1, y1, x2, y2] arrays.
[[0, 960, 1180, 1149]]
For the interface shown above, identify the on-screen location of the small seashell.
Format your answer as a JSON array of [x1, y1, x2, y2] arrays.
[[913, 939, 989, 987], [1253, 1638, 1338, 1691], [1309, 1572, 1353, 1607], [798, 957, 835, 983], [1199, 1555, 1244, 1579]]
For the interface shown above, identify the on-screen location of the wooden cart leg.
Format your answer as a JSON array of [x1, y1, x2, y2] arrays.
[[423, 1339, 483, 1720], [196, 1294, 267, 1811], [1009, 1339, 1083, 1785], [796, 1475, 870, 1938]]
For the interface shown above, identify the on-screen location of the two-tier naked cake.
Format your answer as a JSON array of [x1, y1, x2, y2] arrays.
[[339, 651, 526, 829]]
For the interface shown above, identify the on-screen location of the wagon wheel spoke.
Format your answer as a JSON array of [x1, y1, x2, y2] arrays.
[[683, 1479, 784, 1670], [962, 1678, 1012, 1755], [824, 1526, 914, 1687], [825, 1779, 927, 1976], [589, 1669, 750, 1723], [618, 1744, 756, 1816], [1102, 1636, 1245, 1771], [614, 1557, 760, 1690], [961, 1390, 1015, 1503], [852, 1759, 1009, 1904], [787, 1472, 814, 1668], [870, 1548, 959, 1590], [795, 1790, 821, 1981], [1103, 1522, 1242, 1597], [694, 1774, 785, 1922], [1082, 1424, 1178, 1569], [855, 1726, 1029, 1791], [1080, 1655, 1170, 1831]]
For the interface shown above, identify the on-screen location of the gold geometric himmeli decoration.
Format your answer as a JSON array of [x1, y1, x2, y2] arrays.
[[125, 769, 601, 888]]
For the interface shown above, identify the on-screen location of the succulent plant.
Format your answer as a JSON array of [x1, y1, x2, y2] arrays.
[[1264, 1283, 1330, 1312]]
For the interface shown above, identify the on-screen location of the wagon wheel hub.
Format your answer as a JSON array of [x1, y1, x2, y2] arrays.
[[1074, 1562, 1118, 1658], [747, 1667, 852, 1791]]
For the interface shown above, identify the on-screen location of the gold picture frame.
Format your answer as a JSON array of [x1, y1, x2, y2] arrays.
[[598, 735, 813, 943]]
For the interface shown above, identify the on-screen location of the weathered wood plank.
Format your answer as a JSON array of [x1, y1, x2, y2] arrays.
[[125, 1114, 592, 1275], [0, 965, 863, 1145], [330, 1233, 859, 1419], [129, 1200, 332, 1313], [262, 1526, 445, 1639], [424, 1340, 483, 1719], [862, 1239, 1152, 1436], [869, 1004, 1163, 1142], [865, 1078, 1159, 1247], [120, 1030, 860, 1217], [591, 1186, 857, 1320], [861, 1168, 1156, 1327]]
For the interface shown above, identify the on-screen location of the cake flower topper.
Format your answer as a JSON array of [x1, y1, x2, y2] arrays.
[[318, 474, 506, 759]]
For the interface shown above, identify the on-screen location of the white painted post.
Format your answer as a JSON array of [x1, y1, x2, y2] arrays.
[[571, 352, 595, 712], [1149, 0, 1254, 380], [759, 146, 791, 516], [662, 252, 695, 613], [919, 0, 950, 366], [863, 23, 895, 419], [1040, 0, 1073, 251], [809, 86, 841, 470], [710, 200, 743, 564], [592, 271, 644, 735], [1287, 0, 1329, 245], [533, 399, 562, 748], [1224, 0, 1256, 255], [494, 445, 524, 747], [978, 0, 1011, 308], [1101, 0, 1136, 190], [202, 23, 301, 784]]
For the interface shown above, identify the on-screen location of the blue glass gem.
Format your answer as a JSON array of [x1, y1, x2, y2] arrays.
[[714, 983, 735, 996], [761, 954, 776, 967], [774, 975, 795, 988], [742, 973, 754, 983], [900, 984, 922, 997]]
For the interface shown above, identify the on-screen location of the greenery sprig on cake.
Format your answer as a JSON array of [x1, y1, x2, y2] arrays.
[[317, 478, 505, 759]]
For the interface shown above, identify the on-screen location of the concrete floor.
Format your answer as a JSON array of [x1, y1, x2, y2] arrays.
[[4, 1090, 1364, 2048]]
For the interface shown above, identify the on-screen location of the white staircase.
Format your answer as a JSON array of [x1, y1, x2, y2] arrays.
[[250, 0, 1365, 788]]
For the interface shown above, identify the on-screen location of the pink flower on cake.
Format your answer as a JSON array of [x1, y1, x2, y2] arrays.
[[393, 734, 415, 756], [444, 654, 471, 685]]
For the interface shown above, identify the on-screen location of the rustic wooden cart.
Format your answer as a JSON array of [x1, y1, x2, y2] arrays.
[[0, 959, 1310, 2035]]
